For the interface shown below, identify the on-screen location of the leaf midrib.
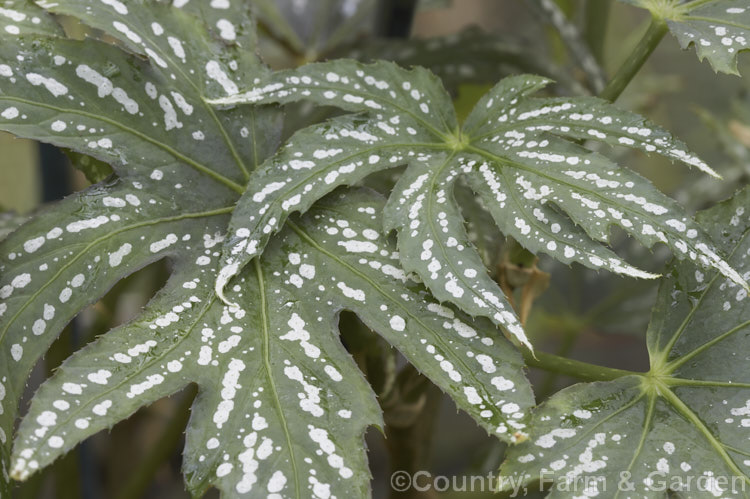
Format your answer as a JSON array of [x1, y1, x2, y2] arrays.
[[491, 155, 636, 273], [660, 385, 750, 485], [286, 218, 521, 430], [0, 96, 244, 194], [133, 26, 253, 181], [469, 113, 670, 147], [422, 152, 524, 337], [613, 394, 656, 499], [253, 258, 302, 499], [681, 15, 750, 31], [466, 143, 716, 261], [251, 81, 453, 142], [0, 205, 233, 348]]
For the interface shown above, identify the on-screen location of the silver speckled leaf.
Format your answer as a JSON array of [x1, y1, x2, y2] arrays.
[[7, 187, 534, 498], [623, 0, 750, 74], [0, 2, 534, 495], [501, 187, 750, 498], [210, 62, 745, 352]]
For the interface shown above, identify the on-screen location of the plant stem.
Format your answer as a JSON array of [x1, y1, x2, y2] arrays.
[[537, 327, 581, 399], [523, 349, 639, 382], [599, 17, 668, 102]]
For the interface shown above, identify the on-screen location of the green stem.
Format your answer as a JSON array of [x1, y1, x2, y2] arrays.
[[523, 349, 639, 382], [599, 17, 668, 102], [537, 327, 581, 399]]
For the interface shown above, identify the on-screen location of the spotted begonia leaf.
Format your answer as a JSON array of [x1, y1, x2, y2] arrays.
[[210, 62, 746, 352], [8, 188, 533, 497], [623, 0, 750, 75], [501, 187, 750, 498]]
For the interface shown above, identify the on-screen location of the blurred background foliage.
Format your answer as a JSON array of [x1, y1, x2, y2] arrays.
[[3, 0, 750, 497]]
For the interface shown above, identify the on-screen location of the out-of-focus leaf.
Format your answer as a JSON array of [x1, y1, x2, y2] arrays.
[[623, 0, 750, 74], [528, 0, 606, 93], [346, 27, 585, 95], [65, 151, 113, 184], [253, 0, 377, 58]]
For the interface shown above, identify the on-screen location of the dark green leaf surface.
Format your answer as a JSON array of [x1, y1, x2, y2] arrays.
[[7, 189, 534, 497], [346, 27, 582, 95], [0, 0, 62, 37], [501, 187, 750, 498], [0, 2, 535, 495], [211, 63, 744, 352]]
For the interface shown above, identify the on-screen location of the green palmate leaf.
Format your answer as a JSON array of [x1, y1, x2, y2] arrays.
[[346, 27, 585, 95], [8, 188, 534, 497], [624, 0, 750, 74], [0, 0, 62, 37], [0, 2, 535, 494], [254, 0, 376, 58], [210, 62, 746, 352], [0, 0, 276, 493], [501, 187, 750, 498]]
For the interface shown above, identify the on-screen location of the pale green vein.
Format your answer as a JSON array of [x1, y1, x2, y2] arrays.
[[286, 219, 514, 425], [665, 319, 750, 373], [0, 96, 244, 194], [253, 258, 302, 499], [667, 378, 750, 389], [0, 204, 233, 346], [424, 153, 522, 331], [661, 386, 750, 485], [657, 229, 748, 362], [614, 394, 657, 499]]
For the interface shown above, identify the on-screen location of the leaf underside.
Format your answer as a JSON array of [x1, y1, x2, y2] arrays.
[[210, 60, 745, 352], [502, 187, 750, 498]]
